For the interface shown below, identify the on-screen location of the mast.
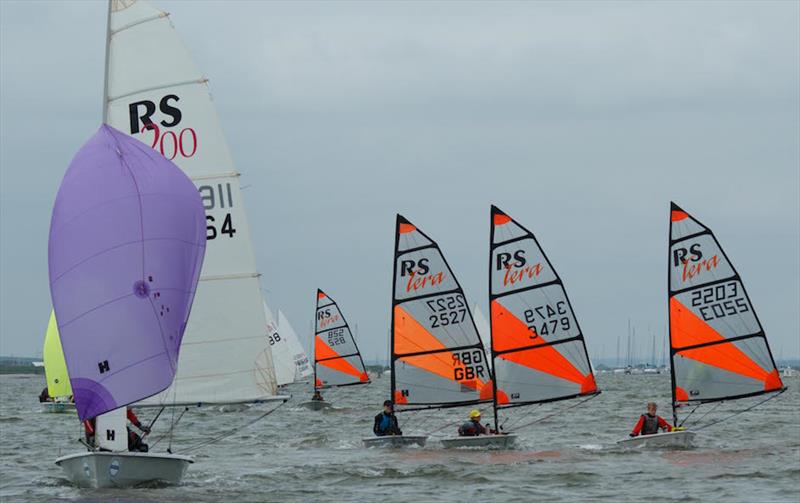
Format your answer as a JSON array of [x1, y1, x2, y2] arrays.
[[668, 203, 679, 425], [651, 332, 656, 368], [488, 208, 499, 432], [389, 216, 401, 407], [312, 293, 317, 395], [101, 0, 111, 123]]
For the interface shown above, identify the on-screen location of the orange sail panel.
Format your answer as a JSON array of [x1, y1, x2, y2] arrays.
[[314, 289, 370, 388], [668, 202, 783, 405], [390, 215, 490, 409], [395, 305, 486, 391], [488, 205, 597, 408]]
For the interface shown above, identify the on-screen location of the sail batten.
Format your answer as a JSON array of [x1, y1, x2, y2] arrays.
[[390, 215, 492, 410], [488, 206, 597, 411], [667, 202, 783, 409]]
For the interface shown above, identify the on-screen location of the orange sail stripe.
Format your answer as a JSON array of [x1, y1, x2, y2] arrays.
[[671, 297, 776, 386], [499, 346, 593, 390], [491, 301, 591, 388], [493, 213, 512, 226], [671, 210, 689, 222], [317, 291, 326, 300], [315, 335, 365, 380], [394, 305, 485, 390], [491, 300, 541, 353], [399, 223, 416, 234]]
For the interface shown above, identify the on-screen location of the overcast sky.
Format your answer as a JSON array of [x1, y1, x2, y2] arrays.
[[1, 1, 798, 363]]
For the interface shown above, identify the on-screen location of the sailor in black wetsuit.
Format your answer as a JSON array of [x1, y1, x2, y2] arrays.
[[373, 400, 402, 436], [458, 409, 488, 436]]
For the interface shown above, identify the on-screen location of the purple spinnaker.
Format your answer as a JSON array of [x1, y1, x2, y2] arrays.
[[48, 125, 206, 421]]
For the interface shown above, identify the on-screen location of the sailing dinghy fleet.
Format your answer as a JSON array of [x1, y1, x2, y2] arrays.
[[37, 0, 791, 489]]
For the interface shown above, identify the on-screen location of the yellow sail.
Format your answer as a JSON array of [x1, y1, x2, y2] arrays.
[[43, 311, 72, 398]]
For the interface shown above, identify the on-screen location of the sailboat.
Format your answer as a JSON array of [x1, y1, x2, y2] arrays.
[[364, 215, 493, 448], [40, 311, 75, 413], [266, 302, 313, 387], [278, 309, 313, 382], [619, 202, 786, 448], [50, 125, 207, 488], [264, 301, 294, 387], [442, 206, 600, 448], [101, 0, 286, 409], [300, 290, 370, 410]]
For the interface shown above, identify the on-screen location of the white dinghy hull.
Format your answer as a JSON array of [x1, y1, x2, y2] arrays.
[[40, 402, 76, 414], [362, 435, 428, 448], [298, 400, 333, 411], [440, 434, 517, 449], [617, 430, 696, 449], [55, 451, 193, 488]]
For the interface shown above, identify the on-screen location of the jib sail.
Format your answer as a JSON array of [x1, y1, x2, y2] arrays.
[[391, 215, 492, 410]]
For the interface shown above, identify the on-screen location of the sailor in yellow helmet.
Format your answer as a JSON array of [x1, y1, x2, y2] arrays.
[[458, 409, 488, 437]]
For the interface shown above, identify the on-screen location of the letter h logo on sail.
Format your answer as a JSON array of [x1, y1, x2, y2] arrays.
[[106, 429, 115, 441], [98, 360, 110, 374]]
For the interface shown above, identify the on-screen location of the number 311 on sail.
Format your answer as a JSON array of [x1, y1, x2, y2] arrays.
[[199, 183, 236, 240]]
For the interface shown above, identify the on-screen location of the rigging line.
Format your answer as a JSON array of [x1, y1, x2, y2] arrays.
[[684, 401, 720, 429], [152, 406, 189, 451], [501, 405, 540, 431], [692, 389, 785, 432], [180, 400, 287, 454], [143, 406, 165, 438], [506, 393, 599, 433], [677, 404, 700, 428]]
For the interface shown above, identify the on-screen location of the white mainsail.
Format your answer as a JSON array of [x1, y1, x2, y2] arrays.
[[472, 304, 491, 351], [278, 310, 313, 380], [104, 0, 280, 405], [264, 302, 295, 387]]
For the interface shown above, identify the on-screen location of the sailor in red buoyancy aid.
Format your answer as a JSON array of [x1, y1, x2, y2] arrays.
[[630, 402, 674, 437]]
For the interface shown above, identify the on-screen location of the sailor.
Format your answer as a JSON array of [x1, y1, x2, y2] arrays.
[[458, 409, 488, 436], [311, 391, 324, 402], [373, 400, 402, 436], [83, 408, 151, 451], [629, 402, 674, 437], [38, 387, 51, 403]]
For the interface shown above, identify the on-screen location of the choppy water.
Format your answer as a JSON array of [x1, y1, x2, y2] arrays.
[[1, 373, 798, 502]]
